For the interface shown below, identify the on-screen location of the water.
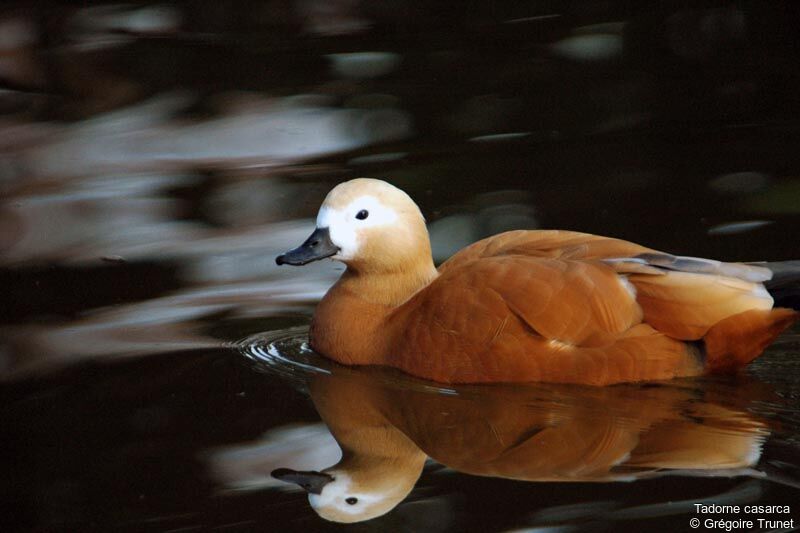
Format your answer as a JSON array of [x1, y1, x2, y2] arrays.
[[2, 2, 800, 531], [4, 330, 799, 531]]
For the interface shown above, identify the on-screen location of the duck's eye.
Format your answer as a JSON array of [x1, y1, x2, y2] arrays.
[[355, 210, 369, 220], [345, 497, 358, 505]]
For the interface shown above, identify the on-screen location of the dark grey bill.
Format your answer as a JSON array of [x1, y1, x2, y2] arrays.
[[271, 468, 334, 494], [275, 226, 339, 266]]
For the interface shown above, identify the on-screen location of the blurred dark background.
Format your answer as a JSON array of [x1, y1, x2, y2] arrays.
[[2, 1, 800, 531]]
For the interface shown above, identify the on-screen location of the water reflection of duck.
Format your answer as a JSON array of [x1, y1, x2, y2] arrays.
[[276, 178, 799, 385], [272, 367, 773, 523]]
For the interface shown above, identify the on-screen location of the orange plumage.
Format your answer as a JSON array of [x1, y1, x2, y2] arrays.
[[276, 179, 799, 385]]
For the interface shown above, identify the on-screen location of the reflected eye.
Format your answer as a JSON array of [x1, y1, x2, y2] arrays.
[[355, 210, 369, 220], [346, 497, 358, 505]]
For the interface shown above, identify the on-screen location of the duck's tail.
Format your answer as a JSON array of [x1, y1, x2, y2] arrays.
[[703, 308, 798, 373], [700, 261, 800, 373]]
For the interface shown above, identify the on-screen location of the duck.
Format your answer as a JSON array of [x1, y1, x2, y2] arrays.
[[276, 178, 799, 385], [271, 367, 772, 523]]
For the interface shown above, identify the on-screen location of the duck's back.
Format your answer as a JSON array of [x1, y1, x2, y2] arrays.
[[438, 230, 653, 272], [389, 230, 796, 384]]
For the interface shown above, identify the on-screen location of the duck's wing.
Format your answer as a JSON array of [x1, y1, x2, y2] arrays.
[[436, 255, 645, 346], [599, 250, 797, 368], [396, 255, 703, 384], [604, 254, 776, 340], [609, 253, 772, 282], [439, 229, 782, 341]]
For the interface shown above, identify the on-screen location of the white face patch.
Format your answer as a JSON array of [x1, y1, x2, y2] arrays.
[[316, 195, 399, 261], [308, 472, 390, 517]]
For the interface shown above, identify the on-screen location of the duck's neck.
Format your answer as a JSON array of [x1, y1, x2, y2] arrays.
[[310, 259, 438, 365], [339, 259, 439, 307]]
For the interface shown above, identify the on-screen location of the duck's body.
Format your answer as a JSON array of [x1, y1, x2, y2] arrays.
[[278, 179, 798, 385]]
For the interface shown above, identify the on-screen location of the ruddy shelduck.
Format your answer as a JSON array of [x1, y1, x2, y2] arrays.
[[272, 368, 772, 522], [276, 178, 799, 385]]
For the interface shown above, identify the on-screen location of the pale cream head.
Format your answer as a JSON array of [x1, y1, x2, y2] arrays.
[[307, 467, 418, 523], [315, 178, 432, 272]]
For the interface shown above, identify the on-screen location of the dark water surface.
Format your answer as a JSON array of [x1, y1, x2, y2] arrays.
[[2, 1, 800, 531]]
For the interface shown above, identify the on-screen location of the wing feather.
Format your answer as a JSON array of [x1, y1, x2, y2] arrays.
[[395, 254, 701, 384]]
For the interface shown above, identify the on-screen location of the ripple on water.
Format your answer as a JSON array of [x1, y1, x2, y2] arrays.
[[237, 326, 331, 384], [235, 326, 461, 396]]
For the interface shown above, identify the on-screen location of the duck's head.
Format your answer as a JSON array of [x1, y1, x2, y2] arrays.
[[271, 466, 416, 523], [276, 178, 432, 273]]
